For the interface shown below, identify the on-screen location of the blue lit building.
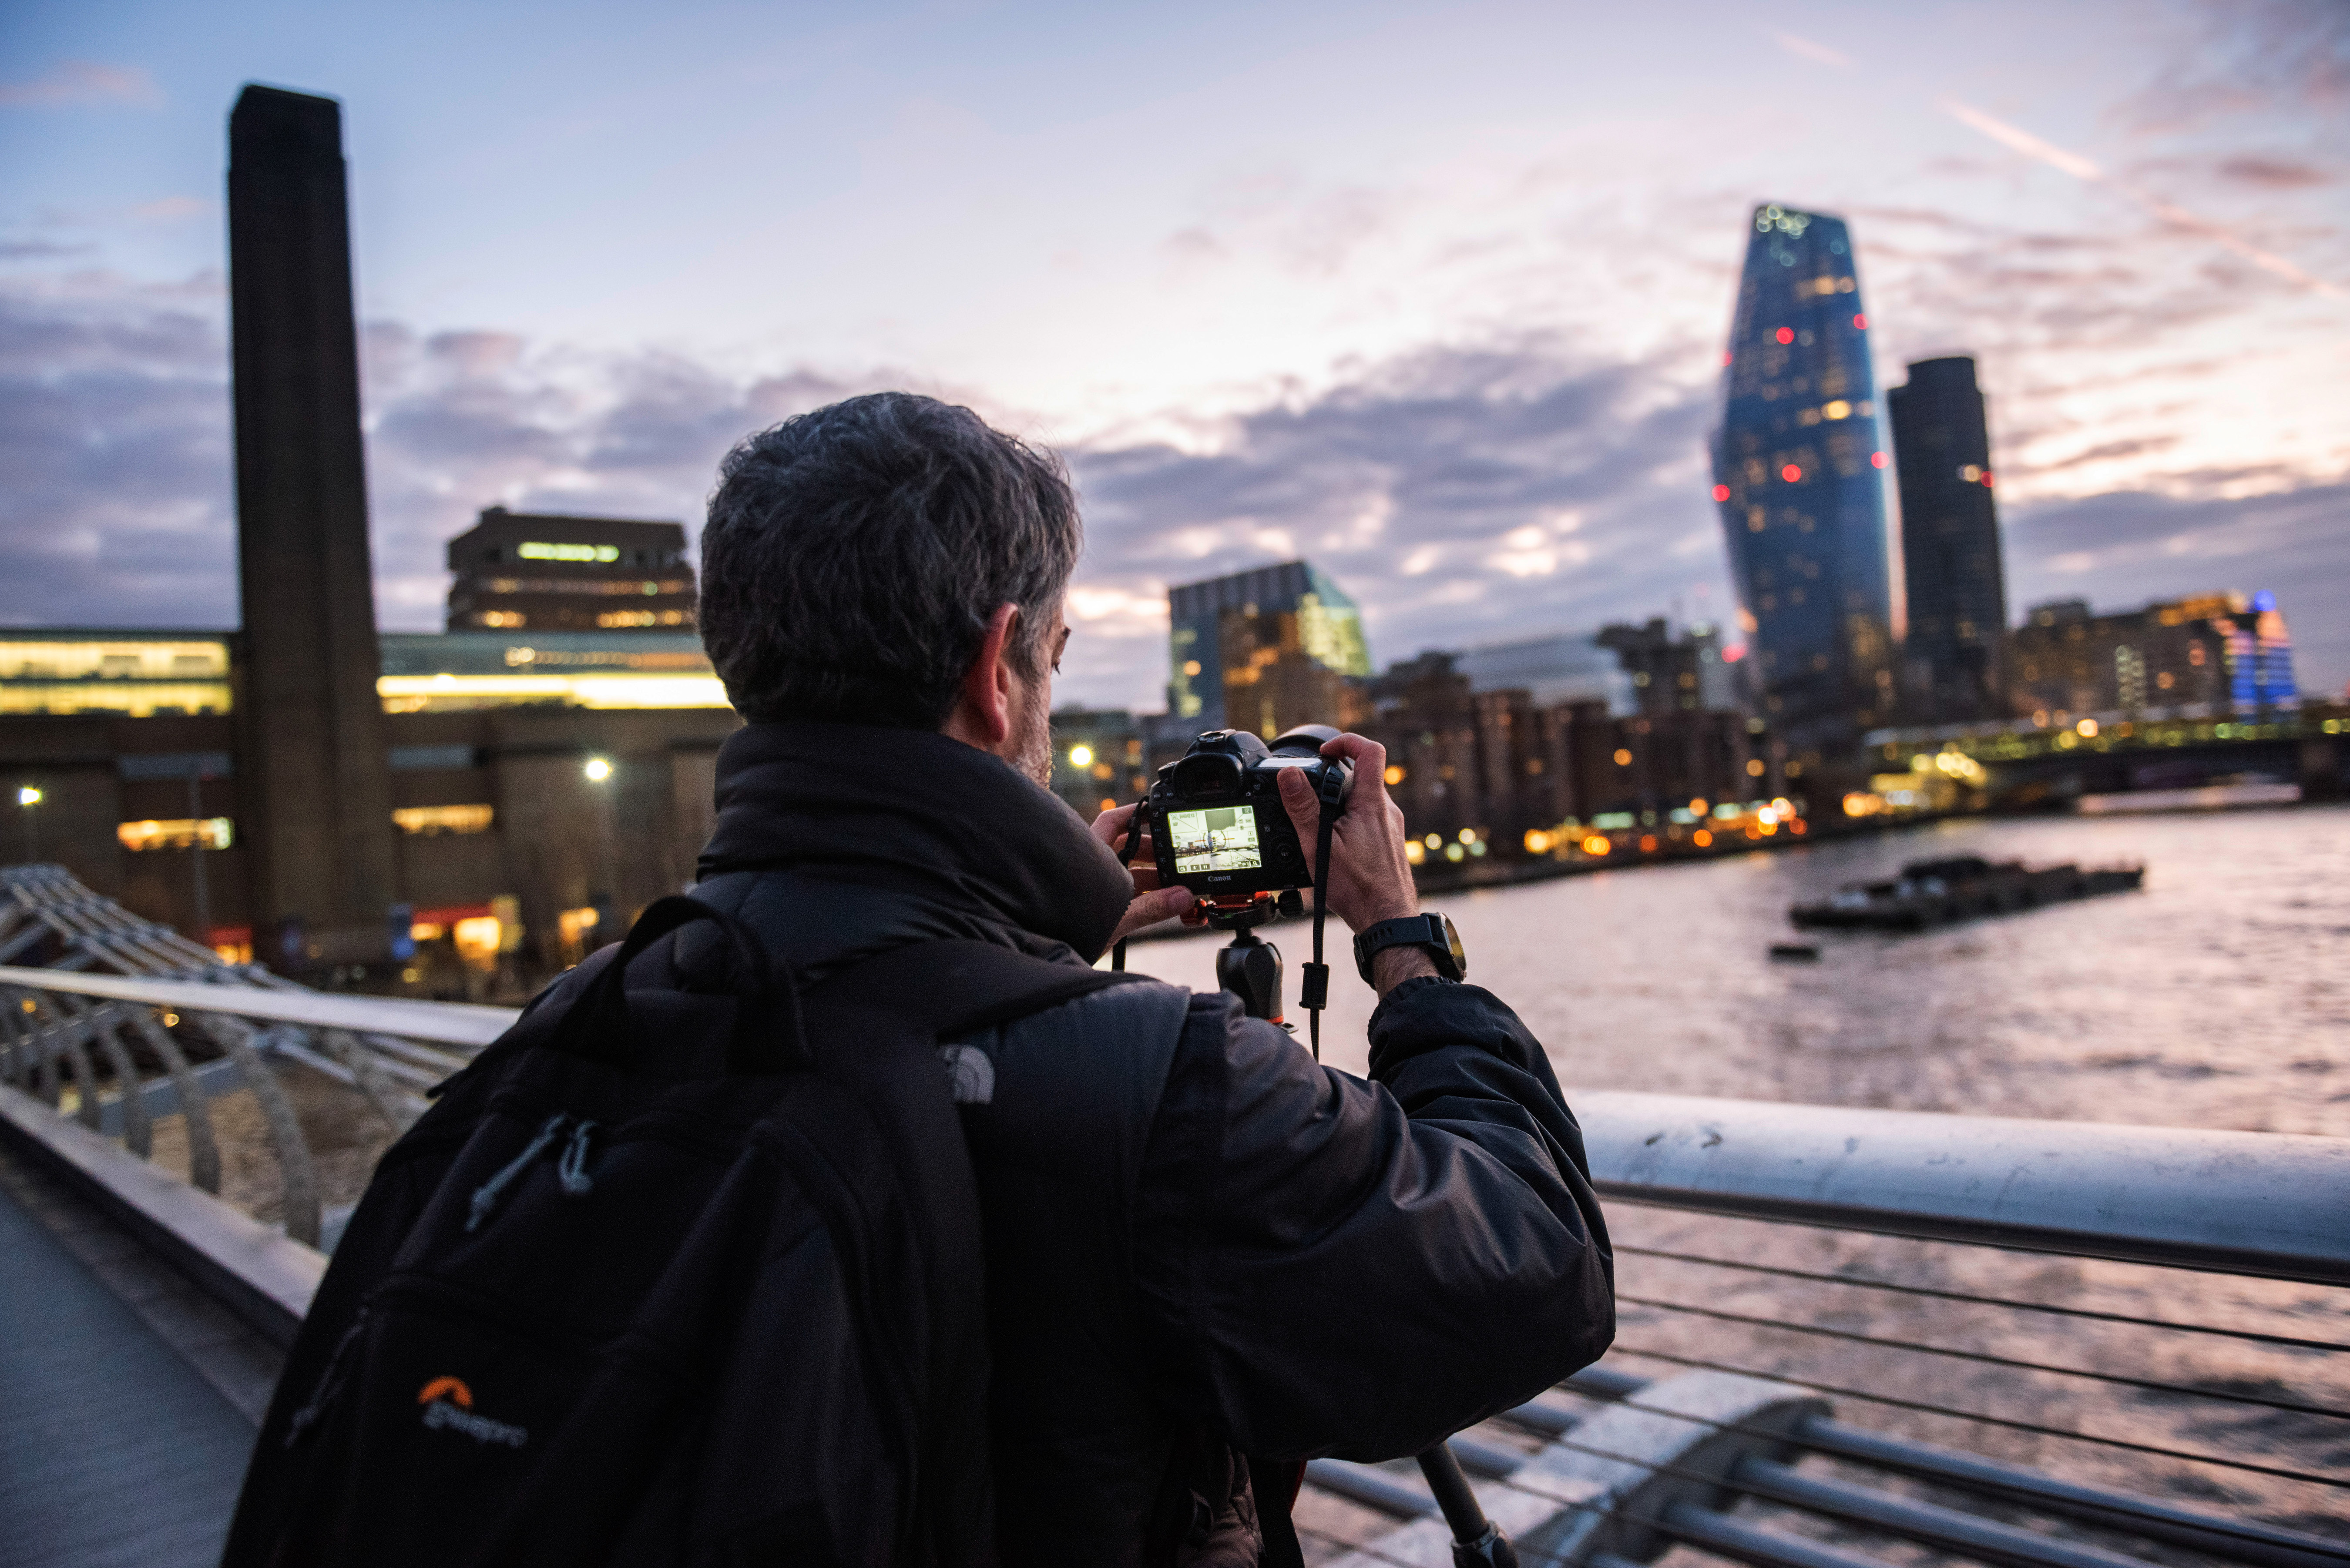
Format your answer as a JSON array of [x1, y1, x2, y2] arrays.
[[1709, 204, 1895, 769]]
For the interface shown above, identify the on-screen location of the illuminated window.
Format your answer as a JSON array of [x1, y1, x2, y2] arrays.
[[393, 804, 495, 836], [118, 818, 233, 852], [1612, 748, 1632, 766], [517, 542, 621, 563]]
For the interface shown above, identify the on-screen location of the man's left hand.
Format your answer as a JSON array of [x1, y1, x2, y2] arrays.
[[1091, 802, 1195, 946]]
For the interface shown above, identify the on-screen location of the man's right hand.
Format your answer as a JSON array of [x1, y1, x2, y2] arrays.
[[1274, 733, 1423, 965]]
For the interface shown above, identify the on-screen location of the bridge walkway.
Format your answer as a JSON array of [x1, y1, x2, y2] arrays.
[[0, 1138, 277, 1568]]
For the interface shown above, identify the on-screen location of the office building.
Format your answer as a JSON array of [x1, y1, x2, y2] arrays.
[[0, 625, 736, 973], [1360, 650, 1759, 863], [1451, 633, 1635, 713], [446, 506, 696, 632], [2009, 593, 2297, 720], [226, 85, 399, 960], [1593, 620, 1740, 716], [1710, 204, 1896, 774], [1890, 357, 2008, 722], [1166, 561, 1371, 736]]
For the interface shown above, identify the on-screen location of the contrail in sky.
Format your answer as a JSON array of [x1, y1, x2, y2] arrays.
[[1764, 30, 2342, 298], [1941, 99, 2344, 298]]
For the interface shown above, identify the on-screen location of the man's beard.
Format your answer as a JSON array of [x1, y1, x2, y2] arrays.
[[1009, 673, 1054, 788]]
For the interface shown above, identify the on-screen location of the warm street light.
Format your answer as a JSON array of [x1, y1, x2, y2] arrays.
[[1067, 744, 1093, 768], [583, 756, 613, 782], [16, 784, 41, 862]]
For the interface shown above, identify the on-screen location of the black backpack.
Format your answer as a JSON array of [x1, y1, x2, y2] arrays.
[[222, 896, 1137, 1568]]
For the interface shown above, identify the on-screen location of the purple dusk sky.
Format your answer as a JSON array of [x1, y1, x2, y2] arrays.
[[3, 0, 2345, 702]]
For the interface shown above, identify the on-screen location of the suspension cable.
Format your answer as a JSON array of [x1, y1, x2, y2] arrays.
[[1607, 1343, 2350, 1491], [1617, 1243, 2350, 1355], [1617, 1293, 2350, 1421]]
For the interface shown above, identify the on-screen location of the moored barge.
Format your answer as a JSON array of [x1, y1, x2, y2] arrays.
[[1791, 854, 2143, 931]]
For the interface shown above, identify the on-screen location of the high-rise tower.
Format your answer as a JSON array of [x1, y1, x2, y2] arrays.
[[227, 85, 399, 964], [1889, 357, 2008, 722], [1166, 561, 1370, 736], [1709, 204, 1894, 771]]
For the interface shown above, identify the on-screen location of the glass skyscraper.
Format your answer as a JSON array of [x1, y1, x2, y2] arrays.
[[1166, 560, 1371, 736], [1889, 357, 2008, 723], [1710, 204, 1894, 768]]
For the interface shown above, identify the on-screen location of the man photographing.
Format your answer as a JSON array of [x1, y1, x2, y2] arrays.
[[692, 392, 1614, 1560], [227, 389, 1611, 1568]]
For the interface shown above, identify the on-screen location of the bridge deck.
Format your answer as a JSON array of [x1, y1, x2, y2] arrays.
[[0, 1140, 277, 1568]]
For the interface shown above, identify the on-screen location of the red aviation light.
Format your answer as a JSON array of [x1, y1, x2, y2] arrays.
[[1712, 484, 1732, 502], [1852, 313, 1867, 329], [1781, 463, 1802, 482], [1775, 327, 1794, 344], [1871, 451, 1889, 469], [1981, 470, 1996, 487]]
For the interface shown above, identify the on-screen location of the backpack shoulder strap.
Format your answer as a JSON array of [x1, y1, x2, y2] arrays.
[[806, 938, 1148, 1039]]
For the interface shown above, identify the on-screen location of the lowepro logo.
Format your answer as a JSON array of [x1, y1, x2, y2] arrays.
[[417, 1376, 529, 1448]]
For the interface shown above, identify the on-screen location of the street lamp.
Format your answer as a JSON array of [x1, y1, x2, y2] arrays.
[[582, 756, 619, 933], [15, 785, 39, 863]]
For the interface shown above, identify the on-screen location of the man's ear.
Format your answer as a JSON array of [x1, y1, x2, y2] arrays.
[[947, 603, 1021, 748]]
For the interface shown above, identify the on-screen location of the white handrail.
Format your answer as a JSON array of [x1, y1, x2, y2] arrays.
[[0, 965, 517, 1049]]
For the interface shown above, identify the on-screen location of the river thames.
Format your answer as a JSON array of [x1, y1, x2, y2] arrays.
[[1125, 803, 2350, 1138], [1128, 804, 2350, 1543]]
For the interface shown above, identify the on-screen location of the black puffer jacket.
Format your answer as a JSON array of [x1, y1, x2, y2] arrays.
[[685, 723, 1614, 1565]]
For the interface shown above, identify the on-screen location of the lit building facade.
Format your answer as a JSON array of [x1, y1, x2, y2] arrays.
[[2009, 593, 2297, 720], [1710, 204, 1895, 772], [0, 627, 735, 981], [446, 507, 696, 632], [1166, 561, 1371, 737], [1890, 357, 2008, 723]]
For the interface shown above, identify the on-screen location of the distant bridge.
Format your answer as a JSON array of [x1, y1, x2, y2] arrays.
[[3, 866, 2347, 1567], [1865, 704, 2346, 807]]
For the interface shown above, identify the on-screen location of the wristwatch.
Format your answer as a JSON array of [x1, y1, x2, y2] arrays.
[[1353, 913, 1466, 985]]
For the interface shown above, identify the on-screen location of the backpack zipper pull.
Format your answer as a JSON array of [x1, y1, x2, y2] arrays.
[[467, 1113, 569, 1233], [557, 1120, 598, 1197]]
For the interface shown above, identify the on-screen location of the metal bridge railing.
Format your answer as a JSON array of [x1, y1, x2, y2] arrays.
[[0, 864, 504, 1245], [1, 863, 2345, 1567], [1299, 1099, 2350, 1568]]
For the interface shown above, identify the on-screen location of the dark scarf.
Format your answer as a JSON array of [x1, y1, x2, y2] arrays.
[[698, 722, 1135, 965]]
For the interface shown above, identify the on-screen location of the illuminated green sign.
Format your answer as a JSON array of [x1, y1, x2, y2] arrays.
[[517, 542, 619, 563]]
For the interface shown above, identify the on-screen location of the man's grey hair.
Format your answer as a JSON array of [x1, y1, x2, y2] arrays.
[[700, 393, 1083, 729]]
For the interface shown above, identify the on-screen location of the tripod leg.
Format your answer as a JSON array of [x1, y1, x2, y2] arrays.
[[1417, 1443, 1517, 1567]]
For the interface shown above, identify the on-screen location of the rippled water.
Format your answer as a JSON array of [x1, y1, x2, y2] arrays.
[[1126, 803, 2350, 1135], [1127, 805, 2350, 1539]]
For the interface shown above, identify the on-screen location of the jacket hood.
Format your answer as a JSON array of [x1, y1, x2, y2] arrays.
[[698, 721, 1135, 965]]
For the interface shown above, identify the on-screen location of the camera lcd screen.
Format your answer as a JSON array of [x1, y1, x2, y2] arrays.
[[1167, 805, 1262, 874]]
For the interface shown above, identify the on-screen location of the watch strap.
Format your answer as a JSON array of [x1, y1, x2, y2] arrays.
[[1353, 914, 1457, 985]]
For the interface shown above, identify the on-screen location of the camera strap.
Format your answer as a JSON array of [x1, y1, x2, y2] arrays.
[[1300, 801, 1336, 1060]]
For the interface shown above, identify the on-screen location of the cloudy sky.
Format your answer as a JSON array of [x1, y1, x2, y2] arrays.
[[3, 0, 2345, 705]]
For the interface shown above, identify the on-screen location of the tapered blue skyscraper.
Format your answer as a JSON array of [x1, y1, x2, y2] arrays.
[[1710, 204, 1894, 771]]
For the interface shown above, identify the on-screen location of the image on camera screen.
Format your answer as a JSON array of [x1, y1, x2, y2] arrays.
[[1168, 806, 1262, 874]]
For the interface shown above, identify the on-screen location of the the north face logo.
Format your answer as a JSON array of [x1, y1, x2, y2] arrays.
[[417, 1376, 529, 1448]]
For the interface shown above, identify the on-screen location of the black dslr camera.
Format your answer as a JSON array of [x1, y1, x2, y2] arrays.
[[1146, 726, 1353, 898]]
